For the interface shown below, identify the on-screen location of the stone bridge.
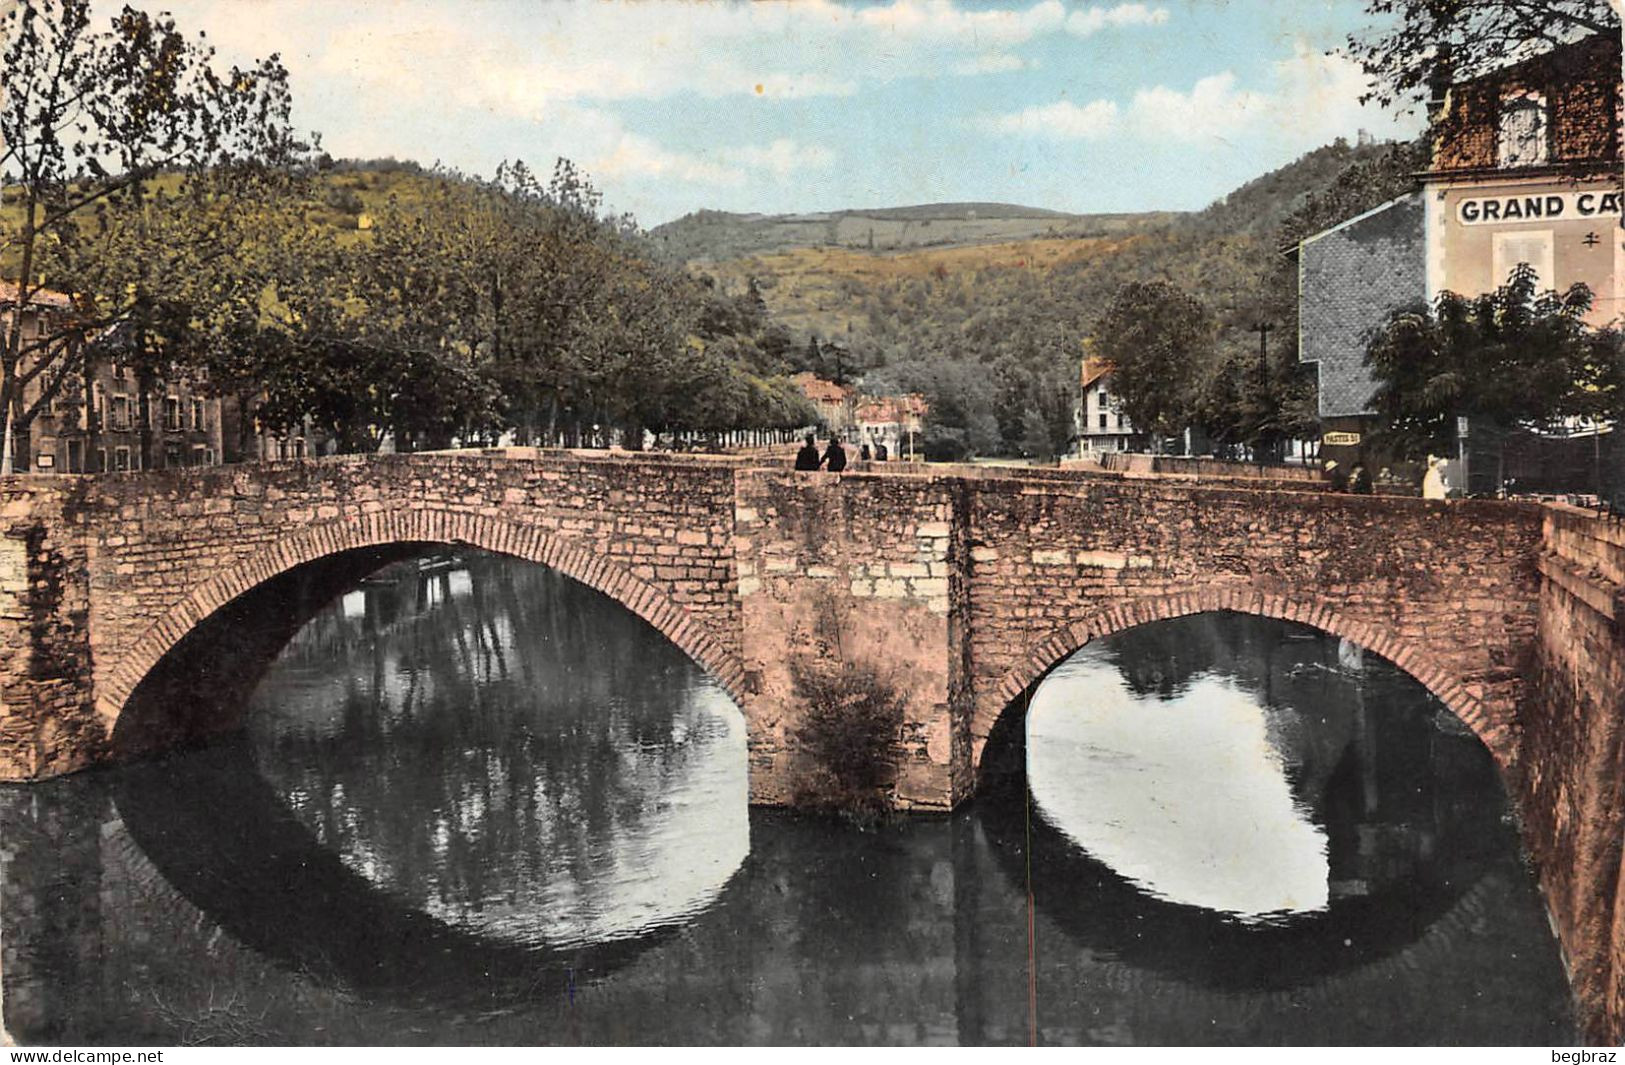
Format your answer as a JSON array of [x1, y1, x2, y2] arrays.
[[0, 448, 1622, 1037], [0, 448, 1548, 802]]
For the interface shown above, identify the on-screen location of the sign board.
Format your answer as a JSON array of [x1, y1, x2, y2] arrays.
[[35, 454, 53, 469], [1321, 431, 1361, 446], [1457, 190, 1622, 226]]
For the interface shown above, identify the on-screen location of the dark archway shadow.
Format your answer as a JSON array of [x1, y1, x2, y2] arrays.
[[972, 614, 1515, 992], [110, 733, 742, 1009], [111, 544, 433, 762]]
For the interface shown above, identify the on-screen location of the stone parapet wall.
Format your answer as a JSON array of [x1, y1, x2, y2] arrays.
[[1098, 451, 1327, 484], [1520, 506, 1625, 1044]]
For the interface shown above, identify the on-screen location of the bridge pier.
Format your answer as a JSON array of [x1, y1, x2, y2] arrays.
[[0, 480, 99, 781], [735, 469, 971, 810]]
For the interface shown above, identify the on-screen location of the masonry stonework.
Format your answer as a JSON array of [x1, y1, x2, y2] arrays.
[[3, 451, 1625, 1036], [1519, 506, 1625, 1044]]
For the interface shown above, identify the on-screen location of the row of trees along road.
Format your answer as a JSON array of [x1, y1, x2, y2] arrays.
[[2, 0, 817, 472]]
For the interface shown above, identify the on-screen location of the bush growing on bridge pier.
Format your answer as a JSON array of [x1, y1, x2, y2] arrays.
[[788, 657, 908, 824]]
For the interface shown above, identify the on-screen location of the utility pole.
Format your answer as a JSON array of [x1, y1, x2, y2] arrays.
[[1253, 321, 1272, 464]]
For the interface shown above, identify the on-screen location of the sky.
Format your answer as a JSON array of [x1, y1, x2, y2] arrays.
[[147, 0, 1424, 227]]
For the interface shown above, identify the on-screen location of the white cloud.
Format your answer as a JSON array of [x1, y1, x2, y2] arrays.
[[719, 140, 838, 181], [1128, 72, 1270, 141], [1126, 49, 1417, 145], [1067, 4, 1170, 37], [975, 44, 1418, 153], [975, 98, 1121, 140], [589, 118, 836, 189]]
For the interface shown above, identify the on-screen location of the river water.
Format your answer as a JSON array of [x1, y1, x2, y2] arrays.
[[0, 552, 1574, 1045]]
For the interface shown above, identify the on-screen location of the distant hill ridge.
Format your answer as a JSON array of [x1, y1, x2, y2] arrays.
[[652, 202, 1179, 262]]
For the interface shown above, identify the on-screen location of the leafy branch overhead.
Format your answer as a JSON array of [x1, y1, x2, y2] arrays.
[[1346, 0, 1620, 112]]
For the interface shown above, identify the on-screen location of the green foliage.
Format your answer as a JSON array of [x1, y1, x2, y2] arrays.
[[1365, 265, 1617, 459], [686, 139, 1420, 461], [789, 656, 908, 824], [233, 160, 818, 451], [1091, 281, 1216, 441], [1, 0, 303, 469]]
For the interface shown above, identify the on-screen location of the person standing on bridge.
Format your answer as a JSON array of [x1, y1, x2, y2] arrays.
[[795, 434, 822, 471], [1422, 455, 1448, 500], [823, 434, 848, 473]]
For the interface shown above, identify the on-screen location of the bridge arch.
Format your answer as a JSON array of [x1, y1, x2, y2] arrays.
[[98, 507, 747, 730], [974, 585, 1515, 775]]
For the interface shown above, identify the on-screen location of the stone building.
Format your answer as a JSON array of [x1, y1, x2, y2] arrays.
[[1425, 32, 1622, 323], [1, 283, 225, 473], [790, 371, 855, 434], [853, 393, 927, 458], [1073, 355, 1144, 456], [1296, 32, 1622, 489], [1294, 193, 1426, 469]]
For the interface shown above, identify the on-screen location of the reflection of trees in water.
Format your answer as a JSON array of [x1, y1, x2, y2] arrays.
[[242, 552, 732, 941], [1102, 611, 1335, 703], [987, 613, 1517, 988], [991, 612, 1516, 986]]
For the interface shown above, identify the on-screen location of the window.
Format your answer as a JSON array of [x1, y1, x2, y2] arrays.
[[1098, 412, 1108, 429], [164, 444, 182, 467], [95, 449, 107, 474], [1493, 229, 1555, 289], [110, 394, 130, 432], [66, 439, 83, 474], [293, 438, 307, 459], [1498, 92, 1548, 168], [113, 447, 130, 472], [192, 445, 212, 467], [163, 396, 181, 431], [137, 392, 151, 430], [189, 398, 205, 431]]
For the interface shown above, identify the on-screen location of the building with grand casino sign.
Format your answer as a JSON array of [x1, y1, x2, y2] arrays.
[[1297, 32, 1622, 490]]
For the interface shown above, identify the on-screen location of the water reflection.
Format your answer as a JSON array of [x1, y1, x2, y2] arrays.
[[983, 612, 1512, 990], [0, 581, 1576, 1045], [240, 555, 749, 950], [1029, 661, 1329, 921]]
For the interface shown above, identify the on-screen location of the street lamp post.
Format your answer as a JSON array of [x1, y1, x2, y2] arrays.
[[1253, 321, 1273, 465]]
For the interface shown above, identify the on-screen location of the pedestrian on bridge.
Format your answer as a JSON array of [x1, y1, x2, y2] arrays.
[[823, 435, 848, 473], [795, 434, 822, 471]]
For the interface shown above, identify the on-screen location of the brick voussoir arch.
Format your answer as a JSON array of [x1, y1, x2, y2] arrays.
[[97, 508, 746, 727], [977, 586, 1509, 771]]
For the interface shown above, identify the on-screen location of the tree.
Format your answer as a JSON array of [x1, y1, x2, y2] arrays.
[[1365, 264, 1611, 463], [1091, 281, 1217, 446], [1346, 1, 1619, 113], [2, 0, 304, 470]]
